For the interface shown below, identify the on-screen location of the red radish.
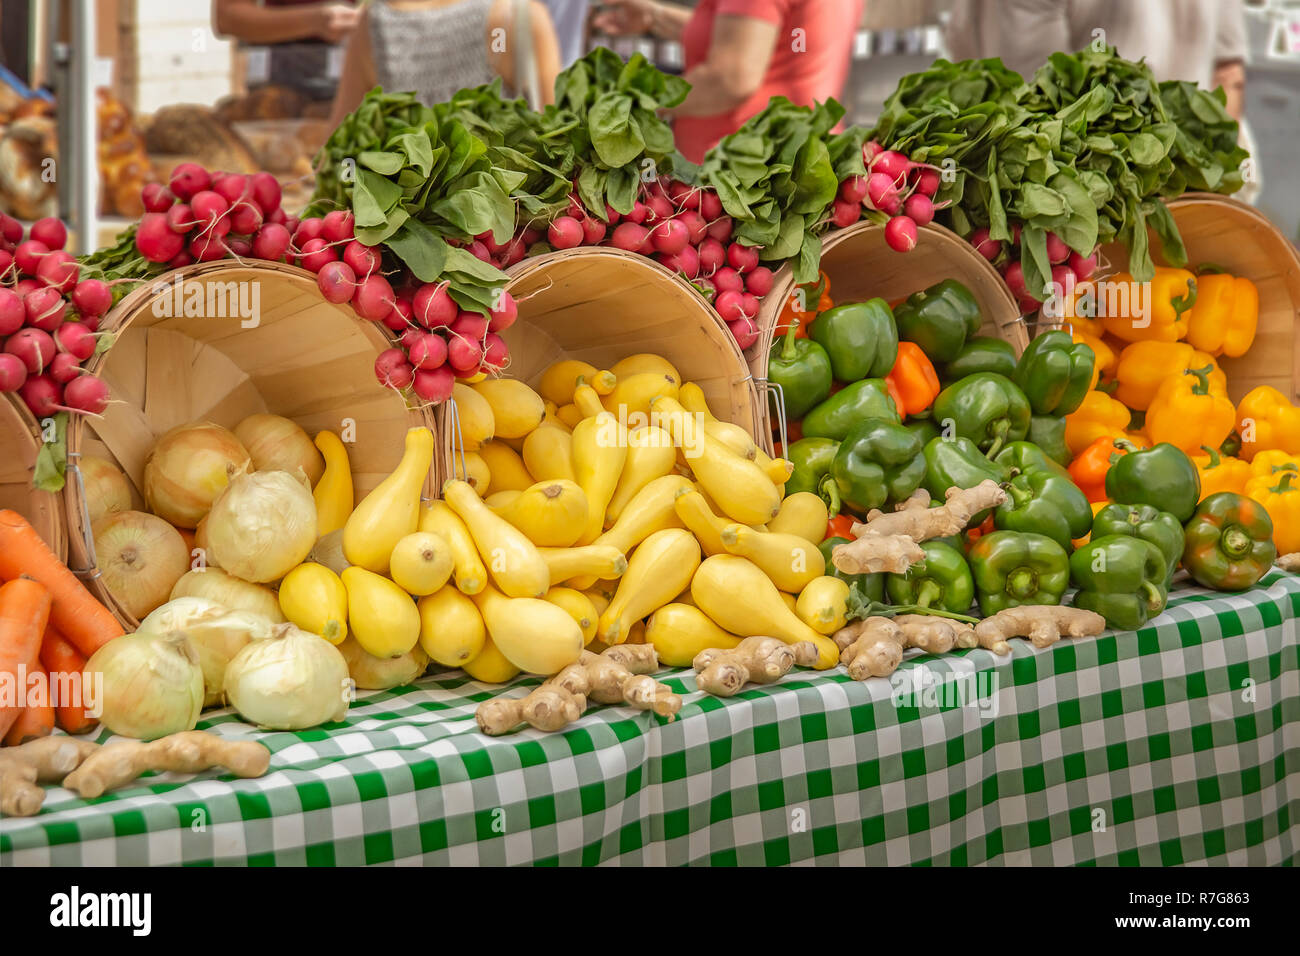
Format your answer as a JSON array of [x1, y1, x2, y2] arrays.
[[399, 328, 424, 350], [580, 217, 607, 245], [668, 180, 700, 210], [910, 167, 941, 198], [884, 216, 918, 252], [19, 375, 60, 416], [54, 322, 95, 360], [190, 189, 230, 227], [413, 365, 455, 403], [500, 237, 527, 267], [482, 332, 508, 370], [741, 291, 760, 317], [705, 216, 733, 243], [169, 162, 210, 200], [727, 316, 759, 349], [298, 237, 337, 273], [353, 274, 395, 321], [831, 199, 860, 228], [30, 218, 67, 250], [14, 279, 38, 298], [0, 214, 23, 244], [547, 216, 584, 250], [165, 204, 194, 234], [714, 290, 751, 324], [903, 193, 934, 227], [450, 311, 489, 342], [838, 175, 868, 204], [316, 261, 357, 304], [970, 227, 1002, 261], [447, 335, 482, 372], [700, 191, 723, 221], [62, 374, 109, 414], [488, 291, 517, 332], [1044, 231, 1070, 264], [48, 351, 82, 384], [602, 204, 621, 225], [15, 240, 49, 275], [520, 227, 543, 245], [36, 251, 79, 292], [713, 266, 744, 295], [564, 197, 585, 221], [322, 210, 356, 244], [645, 195, 674, 223], [188, 233, 228, 262], [167, 252, 193, 270], [863, 140, 884, 163], [1069, 249, 1098, 281], [1049, 264, 1077, 304], [71, 278, 112, 318], [229, 202, 263, 235], [0, 353, 27, 392], [0, 288, 23, 335], [213, 174, 251, 207], [677, 209, 708, 245], [252, 223, 291, 261], [343, 240, 382, 278], [407, 332, 448, 369], [267, 207, 287, 226], [25, 287, 67, 332], [0, 249, 12, 276], [644, 178, 668, 200], [872, 150, 911, 181], [625, 202, 649, 225], [414, 283, 458, 329], [745, 267, 774, 297], [467, 240, 492, 262], [866, 173, 902, 214], [1003, 261, 1028, 300], [293, 217, 325, 247], [650, 218, 689, 255], [658, 245, 700, 278], [375, 348, 414, 389], [727, 243, 759, 273], [698, 237, 726, 275], [611, 222, 650, 253], [693, 277, 717, 301], [250, 172, 282, 215], [282, 214, 300, 236]]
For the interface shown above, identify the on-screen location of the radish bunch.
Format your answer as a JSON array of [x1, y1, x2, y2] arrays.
[[829, 140, 943, 253], [966, 222, 1099, 314], [0, 212, 111, 417]]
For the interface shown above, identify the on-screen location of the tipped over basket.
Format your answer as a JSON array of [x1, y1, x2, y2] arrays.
[[1, 394, 68, 562]]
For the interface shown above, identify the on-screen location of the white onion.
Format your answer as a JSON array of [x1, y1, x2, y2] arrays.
[[170, 568, 285, 623], [143, 422, 251, 528], [224, 623, 350, 730], [235, 414, 325, 486], [93, 510, 192, 619], [307, 528, 350, 576], [80, 456, 132, 525], [84, 631, 204, 740], [137, 597, 276, 707], [337, 636, 428, 690], [205, 469, 317, 583]]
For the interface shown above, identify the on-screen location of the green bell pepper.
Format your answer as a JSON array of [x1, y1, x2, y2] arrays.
[[994, 467, 1093, 551], [1012, 331, 1096, 416], [766, 320, 832, 420], [940, 336, 1018, 383], [801, 379, 899, 441], [1070, 535, 1169, 630], [819, 536, 884, 601], [1182, 492, 1277, 591], [1092, 503, 1185, 588], [830, 419, 925, 513], [808, 299, 898, 382], [931, 372, 1031, 457], [1027, 415, 1070, 467], [967, 530, 1070, 616], [993, 440, 1068, 477], [892, 279, 982, 363], [1104, 440, 1201, 523], [922, 436, 1009, 521], [904, 417, 942, 448], [786, 437, 840, 510], [885, 541, 974, 614]]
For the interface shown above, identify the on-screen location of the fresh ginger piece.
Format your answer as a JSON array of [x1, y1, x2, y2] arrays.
[[972, 606, 1106, 656], [1278, 553, 1300, 572], [831, 534, 925, 575], [848, 480, 1007, 541], [0, 737, 100, 817], [62, 731, 271, 799], [833, 614, 976, 681], [692, 636, 819, 697]]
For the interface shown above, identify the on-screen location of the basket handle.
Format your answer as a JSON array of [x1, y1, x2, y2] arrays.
[[64, 450, 103, 582], [757, 379, 789, 459]]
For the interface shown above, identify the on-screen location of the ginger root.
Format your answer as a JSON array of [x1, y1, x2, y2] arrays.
[[692, 636, 819, 697], [62, 731, 271, 800], [972, 606, 1106, 656], [1278, 553, 1300, 572], [476, 645, 682, 735], [833, 480, 1006, 575], [833, 614, 976, 680], [0, 737, 100, 817]]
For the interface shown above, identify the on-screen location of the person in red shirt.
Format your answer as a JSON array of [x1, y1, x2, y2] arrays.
[[593, 0, 862, 163]]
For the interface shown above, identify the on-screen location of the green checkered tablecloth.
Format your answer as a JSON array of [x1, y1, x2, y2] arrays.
[[3, 572, 1298, 866]]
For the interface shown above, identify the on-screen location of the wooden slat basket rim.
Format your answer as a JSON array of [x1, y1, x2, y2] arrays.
[[1, 393, 69, 564]]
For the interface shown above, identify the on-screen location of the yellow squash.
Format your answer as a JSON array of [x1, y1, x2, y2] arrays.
[[601, 371, 679, 419], [312, 430, 354, 535], [605, 426, 676, 526], [795, 576, 849, 635], [341, 565, 421, 658], [443, 479, 550, 598], [473, 584, 584, 675], [417, 586, 486, 667], [598, 528, 701, 643], [450, 383, 494, 451], [460, 451, 491, 495], [611, 353, 680, 383], [780, 591, 798, 612], [419, 501, 487, 594], [571, 411, 628, 545], [645, 603, 743, 666], [279, 562, 348, 644], [522, 425, 576, 482], [477, 441, 534, 495], [538, 544, 627, 584], [572, 380, 608, 419], [691, 555, 838, 668], [497, 480, 588, 547], [592, 473, 692, 555], [343, 426, 433, 573], [756, 450, 794, 491], [388, 531, 454, 595], [485, 490, 521, 511], [673, 489, 730, 556], [767, 492, 829, 543], [556, 403, 583, 429], [461, 633, 520, 683], [545, 586, 599, 644], [473, 378, 546, 439], [719, 524, 825, 592], [539, 359, 615, 406]]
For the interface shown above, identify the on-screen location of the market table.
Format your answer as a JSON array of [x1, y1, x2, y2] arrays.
[[2, 573, 1298, 867]]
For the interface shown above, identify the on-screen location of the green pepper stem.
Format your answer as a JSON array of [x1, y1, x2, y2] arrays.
[[1140, 581, 1164, 611], [1271, 471, 1297, 495], [1199, 444, 1222, 469], [1221, 525, 1253, 558], [1001, 479, 1032, 508], [819, 474, 842, 517], [889, 604, 980, 624], [985, 420, 1010, 460], [914, 579, 941, 610], [780, 317, 802, 361], [1185, 364, 1212, 397], [1172, 277, 1198, 318], [1113, 438, 1138, 454], [1006, 568, 1038, 600]]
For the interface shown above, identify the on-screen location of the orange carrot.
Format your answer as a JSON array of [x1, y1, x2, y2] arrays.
[[3, 661, 53, 745], [39, 625, 96, 735], [0, 576, 52, 739], [0, 509, 124, 658]]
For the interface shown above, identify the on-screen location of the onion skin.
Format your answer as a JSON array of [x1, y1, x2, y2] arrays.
[[93, 510, 192, 619], [136, 596, 276, 707], [80, 456, 132, 525], [224, 623, 350, 729], [234, 414, 326, 486], [337, 635, 428, 690], [84, 632, 204, 740], [169, 567, 286, 623], [144, 422, 251, 529], [204, 469, 318, 583]]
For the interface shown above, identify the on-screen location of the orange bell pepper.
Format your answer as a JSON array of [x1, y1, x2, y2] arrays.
[[1190, 446, 1252, 500], [1102, 267, 1197, 344], [884, 342, 941, 416], [1113, 340, 1227, 411], [1145, 365, 1236, 454], [1069, 436, 1131, 503], [1185, 270, 1259, 358], [1073, 500, 1112, 549], [1237, 386, 1300, 461], [774, 271, 833, 337], [1065, 389, 1130, 457]]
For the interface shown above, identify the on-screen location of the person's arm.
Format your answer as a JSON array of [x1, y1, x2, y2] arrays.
[[1213, 59, 1246, 121], [327, 6, 376, 130], [488, 0, 562, 106], [672, 14, 778, 117], [212, 0, 361, 45], [589, 0, 692, 42], [529, 1, 562, 106]]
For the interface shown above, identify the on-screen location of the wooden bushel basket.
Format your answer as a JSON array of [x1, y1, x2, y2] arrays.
[[1, 394, 68, 562], [435, 247, 766, 483], [64, 261, 436, 629]]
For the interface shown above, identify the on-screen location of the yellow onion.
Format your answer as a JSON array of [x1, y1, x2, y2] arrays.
[[80, 456, 131, 525], [170, 567, 285, 623], [307, 528, 350, 576], [84, 631, 204, 739], [235, 414, 325, 487], [337, 635, 428, 690], [144, 422, 250, 528], [205, 468, 317, 583], [93, 510, 191, 619], [137, 596, 276, 707], [224, 622, 350, 729]]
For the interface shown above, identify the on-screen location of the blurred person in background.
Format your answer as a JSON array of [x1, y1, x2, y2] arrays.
[[543, 0, 594, 65], [593, 0, 864, 163], [214, 0, 362, 104], [329, 0, 563, 127]]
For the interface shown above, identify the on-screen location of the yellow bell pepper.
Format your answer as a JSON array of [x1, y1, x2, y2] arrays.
[[1102, 267, 1197, 344], [1145, 365, 1236, 454], [1113, 341, 1227, 411], [1247, 449, 1300, 480], [1064, 389, 1130, 457], [1243, 470, 1300, 555], [1237, 386, 1300, 461], [1072, 331, 1115, 390], [1190, 446, 1251, 499], [1062, 281, 1106, 339], [1185, 272, 1259, 358]]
